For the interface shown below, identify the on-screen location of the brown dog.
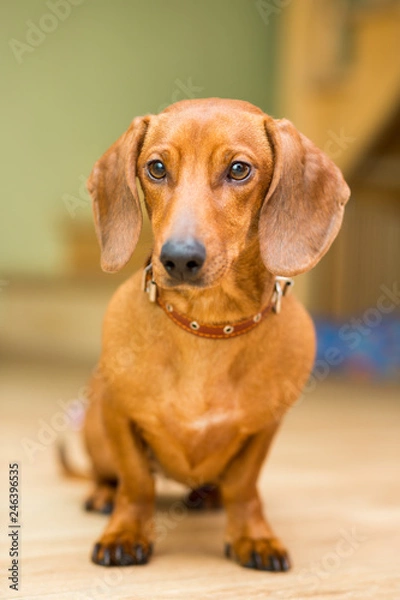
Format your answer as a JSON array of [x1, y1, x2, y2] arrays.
[[83, 98, 350, 571]]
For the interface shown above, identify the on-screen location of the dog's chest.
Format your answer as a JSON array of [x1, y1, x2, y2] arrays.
[[132, 347, 270, 474], [160, 375, 243, 454], [117, 323, 283, 477]]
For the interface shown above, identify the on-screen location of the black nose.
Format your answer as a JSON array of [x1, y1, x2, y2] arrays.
[[160, 238, 206, 281]]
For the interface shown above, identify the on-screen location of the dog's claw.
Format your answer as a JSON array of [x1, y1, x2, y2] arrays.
[[91, 542, 101, 563], [270, 555, 281, 571], [91, 539, 152, 567], [116, 544, 135, 566], [101, 547, 111, 566], [280, 554, 291, 572], [252, 551, 264, 570], [99, 501, 114, 515], [84, 483, 116, 514], [134, 544, 148, 565], [226, 537, 291, 572], [84, 498, 94, 511], [85, 498, 114, 514], [114, 544, 122, 563]]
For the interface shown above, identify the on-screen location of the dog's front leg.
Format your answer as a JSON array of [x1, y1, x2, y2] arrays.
[[91, 405, 154, 567], [220, 425, 290, 572]]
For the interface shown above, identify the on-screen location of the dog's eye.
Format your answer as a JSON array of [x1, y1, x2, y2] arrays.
[[228, 161, 251, 181], [147, 160, 167, 180]]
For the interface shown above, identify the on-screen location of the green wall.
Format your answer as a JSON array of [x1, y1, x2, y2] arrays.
[[0, 0, 278, 275]]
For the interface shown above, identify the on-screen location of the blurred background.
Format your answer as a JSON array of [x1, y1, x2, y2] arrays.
[[1, 0, 399, 380]]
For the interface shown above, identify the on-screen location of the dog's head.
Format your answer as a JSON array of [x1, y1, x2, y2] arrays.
[[87, 98, 350, 286]]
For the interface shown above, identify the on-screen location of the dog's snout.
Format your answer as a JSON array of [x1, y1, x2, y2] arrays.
[[160, 238, 206, 282]]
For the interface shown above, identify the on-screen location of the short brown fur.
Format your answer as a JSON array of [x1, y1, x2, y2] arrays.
[[83, 98, 350, 570]]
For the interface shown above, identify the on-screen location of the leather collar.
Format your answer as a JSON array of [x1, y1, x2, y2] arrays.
[[142, 264, 293, 340]]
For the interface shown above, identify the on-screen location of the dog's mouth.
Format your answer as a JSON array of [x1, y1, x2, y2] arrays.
[[155, 271, 213, 291], [161, 276, 207, 289], [152, 260, 228, 291]]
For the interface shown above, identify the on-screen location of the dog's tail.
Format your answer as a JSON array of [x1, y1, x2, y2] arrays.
[[57, 439, 91, 480]]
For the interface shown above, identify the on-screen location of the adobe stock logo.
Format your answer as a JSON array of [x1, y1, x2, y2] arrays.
[[9, 0, 86, 65]]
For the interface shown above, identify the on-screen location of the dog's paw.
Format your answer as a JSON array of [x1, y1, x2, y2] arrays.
[[91, 533, 153, 567], [225, 537, 291, 572], [84, 483, 116, 515], [184, 485, 223, 511]]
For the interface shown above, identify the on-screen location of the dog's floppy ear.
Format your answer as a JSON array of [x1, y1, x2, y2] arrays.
[[87, 116, 150, 273], [259, 118, 350, 276]]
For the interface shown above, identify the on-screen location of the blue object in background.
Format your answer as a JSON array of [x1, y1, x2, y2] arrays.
[[313, 316, 400, 381]]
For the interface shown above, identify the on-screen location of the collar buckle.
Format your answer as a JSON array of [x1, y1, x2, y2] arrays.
[[142, 264, 157, 302], [273, 276, 294, 314]]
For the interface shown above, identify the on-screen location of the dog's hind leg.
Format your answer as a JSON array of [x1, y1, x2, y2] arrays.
[[84, 481, 117, 515], [83, 373, 118, 514]]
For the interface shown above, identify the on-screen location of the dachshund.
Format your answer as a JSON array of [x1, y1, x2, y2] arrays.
[[82, 98, 350, 571]]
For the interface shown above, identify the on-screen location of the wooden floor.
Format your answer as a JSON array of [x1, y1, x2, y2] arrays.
[[0, 359, 399, 600]]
